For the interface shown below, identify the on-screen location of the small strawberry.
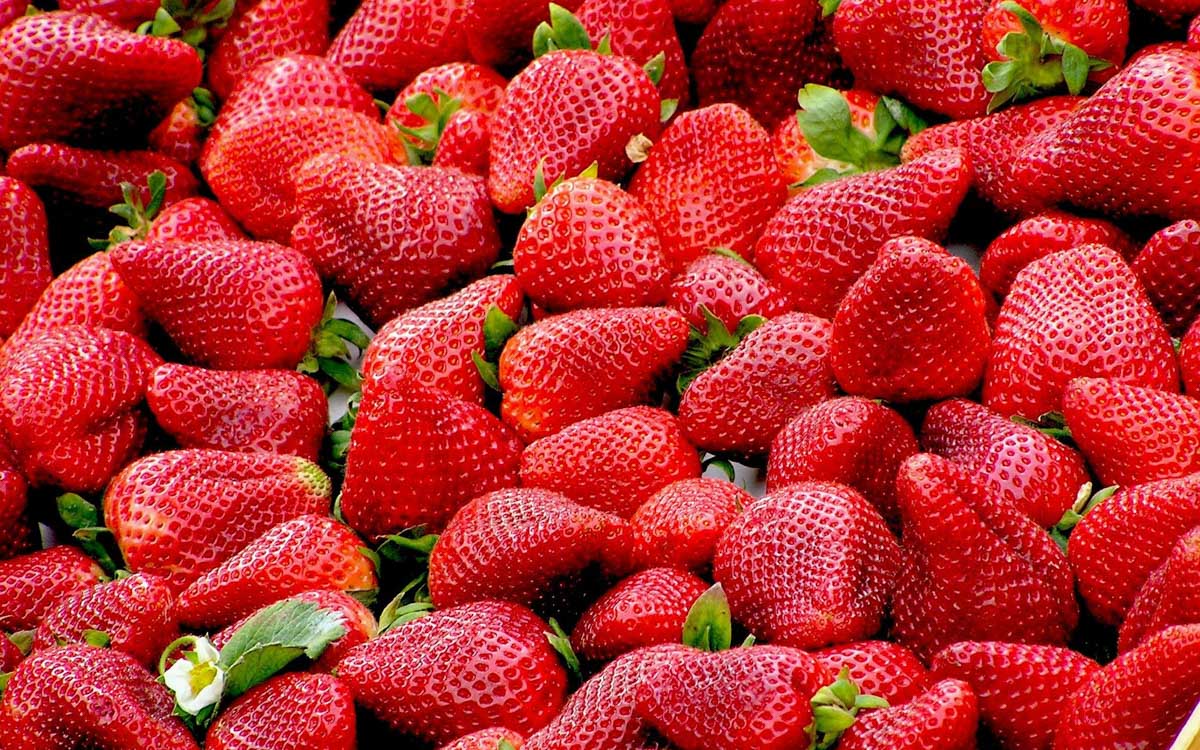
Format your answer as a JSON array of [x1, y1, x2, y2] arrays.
[[386, 62, 505, 171], [814, 640, 932, 706], [465, 0, 582, 69], [148, 89, 216, 167], [628, 478, 750, 572], [837, 678, 979, 750], [0, 547, 105, 631], [1132, 219, 1200, 336], [0, 177, 50, 340], [442, 729, 526, 750], [205, 672, 356, 750], [386, 62, 506, 132], [578, 0, 690, 106], [571, 568, 709, 662], [205, 0, 330, 100], [0, 447, 34, 560], [1118, 525, 1200, 651], [144, 197, 246, 243], [668, 250, 793, 333], [327, 0, 468, 93]]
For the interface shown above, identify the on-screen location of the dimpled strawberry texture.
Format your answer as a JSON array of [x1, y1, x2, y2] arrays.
[[981, 0, 1128, 65], [441, 728, 526, 749], [0, 178, 50, 339], [0, 325, 160, 493], [1132, 219, 1200, 335], [579, 0, 690, 105], [5, 143, 198, 208], [629, 103, 786, 272], [0, 12, 200, 150], [103, 450, 332, 590], [465, 0, 583, 69], [205, 673, 356, 750], [0, 449, 35, 560], [206, 0, 330, 100], [0, 547, 104, 631], [327, 0, 467, 93], [144, 197, 246, 243], [772, 89, 879, 191], [1185, 318, 1200, 394], [571, 567, 709, 662], [337, 601, 567, 743], [0, 645, 199, 750], [714, 483, 899, 649], [629, 478, 749, 572], [838, 678, 979, 750], [1119, 526, 1200, 651], [813, 641, 932, 706], [668, 252, 793, 332], [387, 62, 507, 129], [434, 109, 494, 175], [148, 97, 206, 166]]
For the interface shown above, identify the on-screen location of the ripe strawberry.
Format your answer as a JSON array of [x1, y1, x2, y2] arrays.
[[985, 244, 1179, 419], [514, 177, 671, 311], [498, 307, 689, 442], [767, 397, 919, 524], [714, 483, 899, 649], [0, 633, 20, 672], [110, 239, 323, 370], [147, 364, 327, 461], [1119, 525, 1200, 651], [386, 62, 507, 131], [930, 641, 1099, 750], [144, 197, 246, 242], [385, 62, 505, 172], [104, 449, 332, 590], [892, 453, 1078, 658], [327, 0, 467, 93], [668, 250, 792, 333], [336, 600, 567, 743], [578, 0, 690, 106], [0, 11, 201, 150], [56, 0, 159, 27], [0, 177, 50, 339], [1131, 219, 1200, 336], [206, 0, 330, 100], [813, 641, 932, 706], [754, 148, 972, 318], [5, 143, 199, 210], [205, 672, 356, 750], [921, 398, 1090, 527], [0, 447, 34, 560], [148, 90, 214, 167], [0, 645, 198, 750], [571, 568, 709, 662], [442, 729, 526, 750], [465, 0, 582, 69], [628, 103, 787, 271], [0, 547, 105, 631], [430, 110, 494, 175], [520, 407, 700, 518], [629, 478, 750, 572], [0, 325, 160, 492], [837, 678, 979, 750]]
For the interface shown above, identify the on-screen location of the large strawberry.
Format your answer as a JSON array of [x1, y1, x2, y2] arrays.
[[837, 678, 979, 750], [814, 640, 932, 706], [628, 478, 750, 572], [1131, 219, 1200, 336], [1119, 525, 1200, 651], [206, 0, 330, 100], [205, 673, 356, 750], [571, 568, 709, 661], [0, 547, 105, 631], [326, 0, 467, 93], [668, 250, 792, 333], [56, 0, 159, 27], [0, 177, 50, 340], [578, 0, 689, 105]]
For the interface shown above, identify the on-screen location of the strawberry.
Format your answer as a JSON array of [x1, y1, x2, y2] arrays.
[[520, 407, 701, 518], [205, 672, 356, 750], [56, 0, 159, 27], [570, 567, 709, 661], [0, 325, 160, 492], [5, 143, 199, 210], [327, 0, 467, 93], [1191, 14, 1200, 45], [1185, 324, 1200, 399], [0, 11, 201, 150], [174, 514, 377, 629], [336, 600, 567, 744], [979, 209, 1136, 297], [984, 244, 1179, 419], [1131, 219, 1200, 336], [206, 0, 330, 100], [754, 148, 972, 319], [678, 312, 837, 456], [386, 62, 507, 131], [442, 729, 526, 750], [578, 0, 690, 106], [1119, 525, 1200, 651], [385, 62, 505, 171], [668, 250, 792, 333], [465, 0, 582, 69], [767, 396, 919, 524], [104, 449, 332, 590], [930, 641, 1099, 750], [892, 453, 1078, 658], [830, 236, 990, 402], [714, 483, 899, 649], [837, 678, 979, 750], [1054, 624, 1200, 749], [0, 547, 105, 631], [813, 640, 932, 706], [628, 478, 750, 572], [514, 177, 671, 311], [0, 645, 198, 750], [148, 89, 214, 167], [430, 110, 494, 175], [628, 103, 787, 272], [921, 398, 1090, 527], [110, 239, 324, 370], [0, 633, 20, 672], [144, 197, 246, 243], [292, 154, 500, 327], [498, 307, 689, 442], [0, 177, 51, 340], [32, 573, 177, 668], [0, 447, 34, 559], [147, 364, 327, 461]]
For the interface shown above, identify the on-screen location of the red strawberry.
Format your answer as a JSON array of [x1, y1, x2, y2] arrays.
[[386, 62, 506, 130], [892, 453, 1078, 658], [767, 396, 919, 524], [0, 177, 50, 340], [837, 678, 979, 750], [0, 0, 19, 27], [327, 0, 467, 93], [205, 672, 356, 750], [0, 547, 105, 631], [32, 573, 177, 668], [56, 0, 159, 27], [678, 312, 837, 456], [104, 449, 332, 590], [813, 641, 932, 706], [1185, 317, 1200, 394], [921, 398, 1090, 527], [830, 236, 990, 402], [571, 567, 709, 661], [385, 62, 505, 171], [465, 0, 582, 69], [498, 307, 689, 442], [0, 11, 201, 150], [771, 88, 889, 193], [1119, 525, 1200, 651], [206, 0, 330, 100], [0, 447, 34, 559], [984, 244, 1179, 418], [144, 197, 246, 243], [628, 478, 750, 572], [578, 0, 690, 106], [110, 239, 323, 370], [431, 110, 494, 175], [0, 325, 160, 493], [5, 143, 199, 210], [514, 177, 671, 311], [1131, 219, 1200, 335], [1191, 14, 1200, 45], [148, 90, 214, 167], [147, 364, 327, 461], [442, 729, 526, 750], [714, 483, 899, 649], [979, 209, 1136, 297], [628, 103, 787, 272], [930, 641, 1099, 750], [336, 600, 567, 743], [668, 250, 792, 333], [520, 407, 700, 518], [0, 633, 20, 672], [0, 645, 198, 750], [754, 148, 972, 318], [1054, 624, 1200, 750]]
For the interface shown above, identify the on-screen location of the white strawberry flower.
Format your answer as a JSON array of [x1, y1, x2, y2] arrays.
[[162, 637, 225, 715]]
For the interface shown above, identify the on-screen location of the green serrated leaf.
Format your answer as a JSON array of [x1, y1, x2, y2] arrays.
[[57, 493, 100, 529], [1061, 43, 1089, 94], [218, 600, 346, 700], [682, 583, 733, 651], [318, 359, 361, 390], [532, 2, 592, 56], [643, 51, 665, 86], [796, 84, 873, 166]]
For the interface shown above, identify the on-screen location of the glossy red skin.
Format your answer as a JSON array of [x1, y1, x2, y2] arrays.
[[714, 483, 899, 649], [0, 448, 34, 560], [337, 601, 567, 744], [56, 0, 158, 26], [440, 729, 526, 750], [0, 633, 20, 671], [205, 673, 356, 750], [328, 0, 468, 93], [931, 641, 1098, 750], [464, 0, 582, 69], [629, 478, 749, 572], [1134, 0, 1200, 26], [579, 0, 690, 105], [982, 0, 1128, 68], [488, 49, 660, 214], [1119, 526, 1200, 651], [0, 645, 199, 750], [768, 397, 918, 525], [1184, 316, 1200, 394], [5, 144, 198, 208], [433, 109, 493, 175], [206, 0, 329, 100], [146, 197, 246, 242], [0, 177, 50, 339], [754, 148, 972, 319], [1132, 219, 1200, 335], [386, 62, 507, 129], [1191, 15, 1200, 46], [0, 547, 105, 631], [838, 678, 979, 750], [772, 89, 879, 191], [984, 244, 1179, 419], [629, 103, 787, 272], [570, 568, 709, 662], [0, 11, 201, 150], [148, 96, 205, 166], [814, 641, 932, 706], [668, 252, 793, 332]]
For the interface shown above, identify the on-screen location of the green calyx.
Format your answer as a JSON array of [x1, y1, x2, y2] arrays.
[[1050, 482, 1118, 554], [1011, 410, 1073, 443], [191, 87, 217, 128], [395, 88, 463, 166], [373, 529, 438, 632], [471, 304, 521, 392], [528, 159, 600, 208], [545, 618, 582, 683], [808, 667, 889, 750], [820, 0, 841, 16], [533, 4, 605, 57], [88, 170, 167, 251], [298, 292, 371, 394], [982, 1, 1112, 112], [138, 0, 235, 56], [682, 583, 734, 651], [676, 306, 766, 394], [56, 493, 124, 577]]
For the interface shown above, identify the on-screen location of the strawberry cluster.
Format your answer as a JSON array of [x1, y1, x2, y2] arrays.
[[0, 0, 1198, 748]]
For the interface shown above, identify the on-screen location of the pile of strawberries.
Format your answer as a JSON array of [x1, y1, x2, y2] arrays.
[[0, 0, 1199, 746]]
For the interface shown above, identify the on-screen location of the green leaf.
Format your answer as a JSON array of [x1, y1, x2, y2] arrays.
[[378, 596, 434, 633], [217, 600, 346, 701], [796, 84, 873, 166], [0, 671, 10, 699], [317, 359, 361, 390], [82, 629, 110, 648], [377, 532, 439, 563], [682, 583, 733, 652], [799, 167, 850, 188], [819, 0, 841, 15], [192, 87, 217, 127], [659, 98, 679, 122], [676, 307, 757, 393], [708, 247, 752, 266], [1061, 43, 1089, 94], [482, 305, 519, 359], [702, 455, 736, 481], [72, 527, 123, 578], [532, 3, 592, 56], [643, 52, 665, 86], [8, 631, 33, 655], [473, 351, 502, 391], [144, 171, 167, 219], [1050, 482, 1117, 553], [809, 667, 889, 750], [323, 319, 371, 351], [499, 741, 518, 750], [594, 32, 612, 55], [880, 96, 927, 135], [532, 160, 549, 203], [545, 619, 581, 682], [57, 493, 100, 529]]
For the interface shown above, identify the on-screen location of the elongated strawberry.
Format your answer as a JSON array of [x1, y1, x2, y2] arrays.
[[814, 641, 932, 706], [337, 600, 567, 743], [1131, 219, 1200, 336], [837, 678, 979, 750], [629, 478, 749, 572], [668, 250, 792, 333], [1118, 526, 1200, 651], [442, 729, 526, 750], [206, 0, 330, 100], [0, 177, 50, 340], [0, 547, 105, 631], [571, 568, 709, 662], [5, 143, 199, 210], [205, 672, 356, 750], [327, 0, 467, 93], [578, 0, 689, 105]]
